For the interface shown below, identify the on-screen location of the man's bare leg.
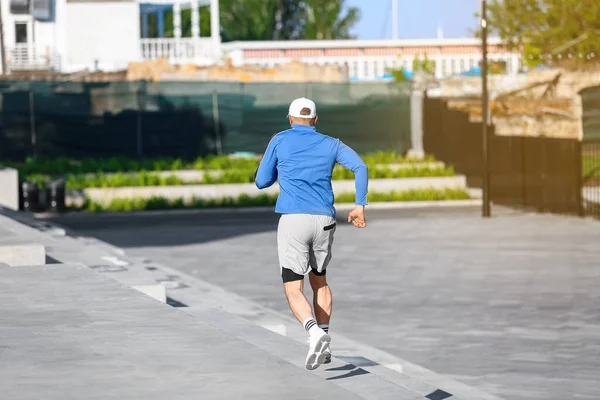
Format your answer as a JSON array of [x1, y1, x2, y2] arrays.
[[283, 273, 331, 370], [309, 271, 332, 363], [283, 279, 314, 324], [309, 272, 332, 327]]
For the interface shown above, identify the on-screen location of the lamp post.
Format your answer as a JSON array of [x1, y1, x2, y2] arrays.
[[481, 0, 491, 217], [0, 1, 6, 74]]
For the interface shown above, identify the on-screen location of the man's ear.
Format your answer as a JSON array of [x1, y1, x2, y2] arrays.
[[313, 115, 319, 125]]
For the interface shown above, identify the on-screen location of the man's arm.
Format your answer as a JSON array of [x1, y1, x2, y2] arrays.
[[335, 141, 368, 228], [255, 137, 278, 189], [335, 141, 368, 205]]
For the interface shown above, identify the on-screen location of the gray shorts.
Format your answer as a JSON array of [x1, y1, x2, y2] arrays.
[[278, 214, 336, 277]]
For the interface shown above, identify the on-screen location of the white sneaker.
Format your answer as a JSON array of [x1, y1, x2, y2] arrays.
[[305, 328, 331, 370], [323, 345, 332, 364]]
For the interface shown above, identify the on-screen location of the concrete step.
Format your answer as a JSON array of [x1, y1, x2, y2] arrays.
[[0, 242, 46, 266], [0, 211, 166, 303], [0, 263, 365, 400]]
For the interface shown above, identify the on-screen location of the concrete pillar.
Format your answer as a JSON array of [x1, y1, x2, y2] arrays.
[[357, 58, 365, 80], [173, 1, 181, 39], [191, 0, 200, 38], [210, 0, 221, 55], [0, 167, 19, 210], [435, 56, 442, 79], [405, 56, 414, 73], [408, 90, 425, 159]]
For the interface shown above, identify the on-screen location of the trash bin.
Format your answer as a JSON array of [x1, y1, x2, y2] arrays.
[[20, 182, 40, 212], [46, 179, 66, 213]]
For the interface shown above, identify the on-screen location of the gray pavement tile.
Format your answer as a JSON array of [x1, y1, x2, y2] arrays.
[[0, 263, 363, 400], [49, 208, 600, 400]]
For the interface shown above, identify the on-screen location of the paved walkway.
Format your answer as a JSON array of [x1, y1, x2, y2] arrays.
[[0, 263, 369, 400], [49, 206, 600, 400]]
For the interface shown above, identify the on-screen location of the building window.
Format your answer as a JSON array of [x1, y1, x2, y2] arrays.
[[460, 59, 465, 72], [15, 23, 27, 44], [450, 59, 456, 74], [441, 59, 447, 76]]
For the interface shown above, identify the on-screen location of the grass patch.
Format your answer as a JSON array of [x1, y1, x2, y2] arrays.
[[77, 188, 470, 212]]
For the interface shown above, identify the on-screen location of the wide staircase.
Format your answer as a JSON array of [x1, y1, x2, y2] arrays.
[[0, 208, 502, 400]]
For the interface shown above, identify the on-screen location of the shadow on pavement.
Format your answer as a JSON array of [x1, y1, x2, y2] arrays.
[[326, 367, 370, 381], [41, 206, 482, 249]]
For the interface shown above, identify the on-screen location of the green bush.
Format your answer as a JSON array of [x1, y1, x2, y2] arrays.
[[77, 188, 470, 212], [336, 188, 469, 203], [65, 171, 188, 190], [54, 164, 455, 189], [203, 169, 256, 184]]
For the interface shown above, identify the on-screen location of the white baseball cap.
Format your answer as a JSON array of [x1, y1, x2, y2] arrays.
[[288, 97, 317, 118]]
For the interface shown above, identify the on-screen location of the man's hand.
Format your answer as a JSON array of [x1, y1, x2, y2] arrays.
[[348, 205, 366, 228]]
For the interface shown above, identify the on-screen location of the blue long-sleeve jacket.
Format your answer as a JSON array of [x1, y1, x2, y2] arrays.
[[255, 124, 368, 218]]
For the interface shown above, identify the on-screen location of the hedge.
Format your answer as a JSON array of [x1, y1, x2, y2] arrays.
[[78, 188, 470, 212]]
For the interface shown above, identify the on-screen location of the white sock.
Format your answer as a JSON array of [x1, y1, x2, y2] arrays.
[[318, 324, 329, 334], [303, 318, 319, 335]]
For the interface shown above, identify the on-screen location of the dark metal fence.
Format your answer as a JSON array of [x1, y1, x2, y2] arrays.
[[423, 95, 583, 216], [582, 138, 600, 218]]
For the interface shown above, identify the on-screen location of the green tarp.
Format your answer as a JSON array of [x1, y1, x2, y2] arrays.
[[0, 80, 412, 161]]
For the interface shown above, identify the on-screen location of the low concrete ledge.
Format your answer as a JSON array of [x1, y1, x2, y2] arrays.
[[0, 167, 19, 211], [67, 176, 467, 207], [0, 243, 46, 267]]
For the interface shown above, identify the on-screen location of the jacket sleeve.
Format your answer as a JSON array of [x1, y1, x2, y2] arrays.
[[335, 141, 368, 205], [255, 137, 278, 189]]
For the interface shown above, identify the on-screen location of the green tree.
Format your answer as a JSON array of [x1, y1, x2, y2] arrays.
[[302, 0, 360, 40], [219, 0, 280, 41], [412, 55, 436, 74], [145, 0, 361, 42], [274, 0, 305, 40], [485, 0, 600, 67]]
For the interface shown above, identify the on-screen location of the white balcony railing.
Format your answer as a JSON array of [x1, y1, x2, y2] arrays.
[[140, 38, 218, 65], [9, 43, 58, 71]]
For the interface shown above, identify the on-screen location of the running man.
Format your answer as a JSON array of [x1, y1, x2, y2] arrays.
[[255, 97, 368, 370]]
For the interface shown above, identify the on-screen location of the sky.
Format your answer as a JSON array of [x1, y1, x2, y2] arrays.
[[346, 0, 480, 40]]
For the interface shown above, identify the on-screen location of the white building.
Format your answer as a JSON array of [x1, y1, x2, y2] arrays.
[[0, 0, 220, 73], [222, 38, 522, 80], [0, 0, 521, 80]]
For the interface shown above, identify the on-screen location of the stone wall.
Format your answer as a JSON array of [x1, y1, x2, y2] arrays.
[[127, 58, 348, 83], [431, 68, 600, 140]]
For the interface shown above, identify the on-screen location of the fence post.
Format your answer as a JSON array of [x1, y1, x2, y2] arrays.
[[29, 89, 37, 158], [576, 140, 584, 217], [212, 90, 223, 155], [408, 89, 424, 158], [136, 86, 143, 158]]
